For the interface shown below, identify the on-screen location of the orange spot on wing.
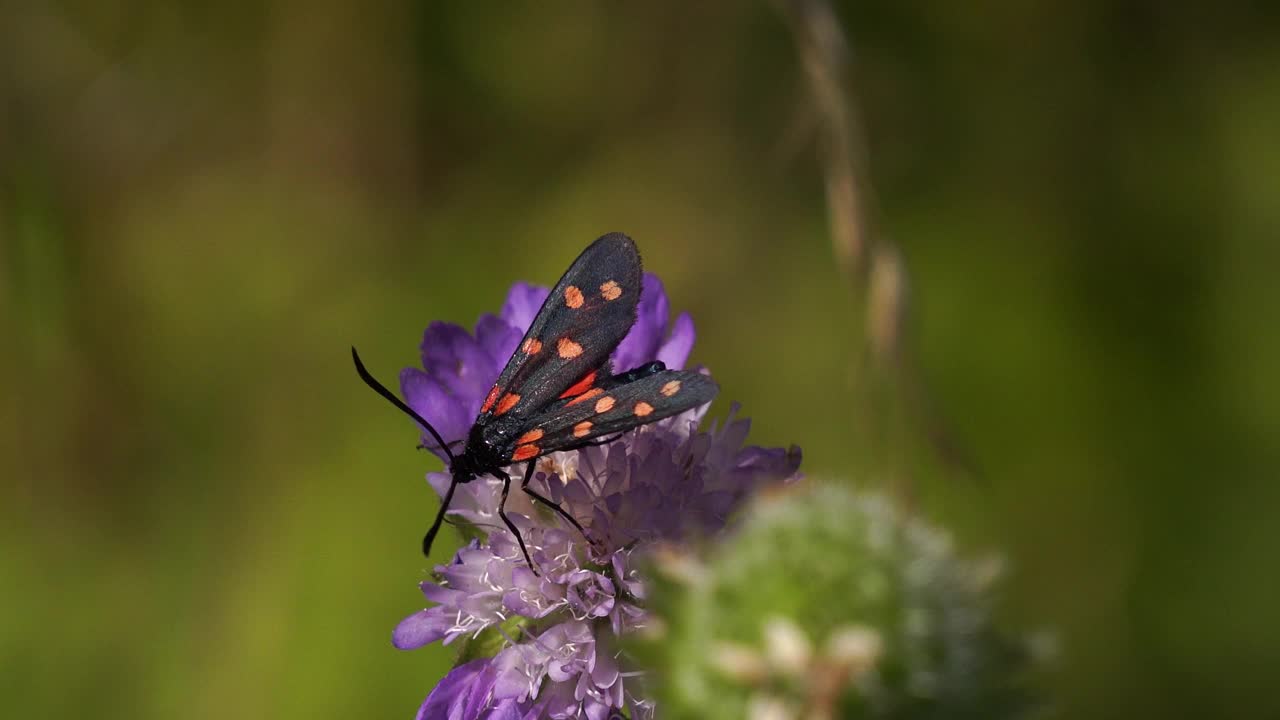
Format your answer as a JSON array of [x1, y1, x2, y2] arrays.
[[522, 338, 542, 354], [558, 370, 598, 399], [496, 392, 521, 415], [600, 280, 622, 301], [594, 395, 616, 413], [564, 285, 584, 309], [517, 429, 544, 445], [512, 444, 540, 461], [481, 386, 501, 413], [634, 401, 654, 417], [557, 338, 583, 359], [660, 380, 681, 397], [573, 421, 593, 438], [566, 388, 604, 407]]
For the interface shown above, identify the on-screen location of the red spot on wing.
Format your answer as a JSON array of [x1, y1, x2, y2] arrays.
[[481, 386, 501, 413], [496, 392, 521, 415], [557, 338, 584, 359], [573, 421, 593, 438], [634, 401, 654, 417], [512, 444, 540, 461], [564, 286, 584, 309], [517, 429, 544, 445], [566, 388, 604, 407], [558, 370, 598, 399], [522, 338, 542, 354]]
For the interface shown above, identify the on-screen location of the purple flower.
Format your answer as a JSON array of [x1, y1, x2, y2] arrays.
[[415, 659, 521, 720], [395, 275, 800, 720]]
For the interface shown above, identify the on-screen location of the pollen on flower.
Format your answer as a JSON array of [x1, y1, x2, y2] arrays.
[[535, 455, 573, 484]]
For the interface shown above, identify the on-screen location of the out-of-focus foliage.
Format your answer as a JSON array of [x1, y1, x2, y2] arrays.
[[636, 483, 1038, 720], [3, 2, 1278, 719]]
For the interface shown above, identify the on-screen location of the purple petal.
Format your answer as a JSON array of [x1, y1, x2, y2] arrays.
[[428, 472, 453, 500], [416, 658, 498, 720], [733, 444, 804, 491], [591, 648, 620, 689], [420, 321, 500, 404], [656, 312, 695, 370], [542, 688, 581, 720], [419, 322, 475, 375], [492, 644, 545, 701], [503, 568, 553, 618], [400, 368, 472, 458], [584, 699, 612, 720], [501, 282, 550, 332], [394, 608, 450, 649], [475, 314, 523, 371], [611, 274, 668, 371], [478, 701, 525, 720], [546, 663, 572, 684], [420, 583, 462, 605], [462, 662, 505, 720]]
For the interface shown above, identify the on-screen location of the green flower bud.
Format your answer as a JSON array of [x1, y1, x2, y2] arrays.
[[635, 484, 1043, 719]]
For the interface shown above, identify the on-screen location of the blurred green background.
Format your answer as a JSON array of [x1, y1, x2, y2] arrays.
[[3, 2, 1278, 719]]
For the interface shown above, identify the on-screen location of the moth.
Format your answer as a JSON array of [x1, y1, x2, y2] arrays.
[[353, 232, 718, 570]]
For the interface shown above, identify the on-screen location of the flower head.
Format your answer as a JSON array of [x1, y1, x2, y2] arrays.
[[636, 485, 1044, 720], [394, 274, 800, 719]]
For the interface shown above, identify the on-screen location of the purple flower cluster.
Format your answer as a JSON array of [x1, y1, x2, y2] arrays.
[[394, 274, 801, 720]]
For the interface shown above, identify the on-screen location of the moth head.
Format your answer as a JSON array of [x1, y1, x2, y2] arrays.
[[449, 454, 480, 485]]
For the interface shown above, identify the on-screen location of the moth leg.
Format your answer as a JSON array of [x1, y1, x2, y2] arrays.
[[520, 459, 593, 545], [495, 468, 539, 574]]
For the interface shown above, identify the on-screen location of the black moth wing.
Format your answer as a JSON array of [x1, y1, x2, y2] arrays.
[[504, 369, 718, 463], [474, 233, 643, 430]]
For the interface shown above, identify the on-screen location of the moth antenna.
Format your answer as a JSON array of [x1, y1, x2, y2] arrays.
[[351, 346, 457, 466], [422, 474, 459, 557]]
